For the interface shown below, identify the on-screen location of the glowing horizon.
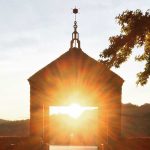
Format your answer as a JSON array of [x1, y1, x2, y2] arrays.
[[50, 103, 98, 119]]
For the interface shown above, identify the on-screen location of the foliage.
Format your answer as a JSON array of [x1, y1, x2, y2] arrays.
[[100, 9, 150, 85]]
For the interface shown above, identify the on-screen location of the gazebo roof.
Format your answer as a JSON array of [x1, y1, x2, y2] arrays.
[[28, 47, 124, 85]]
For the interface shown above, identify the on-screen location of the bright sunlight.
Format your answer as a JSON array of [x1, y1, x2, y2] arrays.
[[50, 103, 97, 119]]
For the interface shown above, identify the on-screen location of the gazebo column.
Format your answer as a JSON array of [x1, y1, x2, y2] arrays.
[[111, 88, 121, 140], [107, 88, 122, 150], [44, 104, 50, 143], [30, 84, 44, 138], [98, 103, 108, 149]]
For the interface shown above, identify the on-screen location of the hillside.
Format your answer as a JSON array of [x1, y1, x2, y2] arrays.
[[0, 119, 29, 136], [122, 103, 150, 137], [0, 103, 150, 137]]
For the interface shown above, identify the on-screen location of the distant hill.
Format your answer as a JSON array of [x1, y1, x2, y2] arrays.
[[122, 103, 150, 116], [0, 119, 29, 136], [122, 103, 150, 137], [0, 119, 7, 124], [0, 103, 150, 138]]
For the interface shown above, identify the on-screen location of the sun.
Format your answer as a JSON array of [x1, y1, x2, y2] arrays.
[[66, 103, 84, 119], [50, 103, 97, 119]]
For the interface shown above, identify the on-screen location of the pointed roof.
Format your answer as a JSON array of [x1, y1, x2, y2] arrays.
[[28, 47, 124, 85]]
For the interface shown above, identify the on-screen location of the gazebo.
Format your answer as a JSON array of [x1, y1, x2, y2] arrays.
[[28, 8, 124, 149]]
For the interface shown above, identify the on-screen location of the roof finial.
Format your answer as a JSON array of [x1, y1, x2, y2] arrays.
[[70, 7, 81, 49], [73, 7, 78, 21]]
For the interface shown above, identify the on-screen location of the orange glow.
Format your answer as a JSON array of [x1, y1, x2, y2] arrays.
[[49, 103, 100, 145], [42, 52, 112, 145], [50, 103, 97, 119]]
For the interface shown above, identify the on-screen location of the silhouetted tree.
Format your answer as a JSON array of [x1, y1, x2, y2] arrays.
[[100, 9, 150, 85]]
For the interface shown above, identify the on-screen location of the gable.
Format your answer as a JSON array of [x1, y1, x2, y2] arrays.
[[28, 48, 124, 88]]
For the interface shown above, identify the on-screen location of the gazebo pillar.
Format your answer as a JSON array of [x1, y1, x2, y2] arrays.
[[30, 84, 44, 138], [44, 105, 50, 143], [107, 87, 122, 150]]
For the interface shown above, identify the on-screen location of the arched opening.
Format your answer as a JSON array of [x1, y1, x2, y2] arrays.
[[49, 104, 99, 145], [40, 103, 109, 147]]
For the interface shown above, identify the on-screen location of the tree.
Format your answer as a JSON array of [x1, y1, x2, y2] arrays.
[[100, 9, 150, 85]]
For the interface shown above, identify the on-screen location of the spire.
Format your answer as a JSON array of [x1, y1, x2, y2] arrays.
[[70, 7, 81, 49]]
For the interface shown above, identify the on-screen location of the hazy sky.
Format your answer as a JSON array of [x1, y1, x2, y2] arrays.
[[0, 0, 150, 120]]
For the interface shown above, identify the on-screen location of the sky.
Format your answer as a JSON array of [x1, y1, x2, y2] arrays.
[[0, 0, 150, 120]]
